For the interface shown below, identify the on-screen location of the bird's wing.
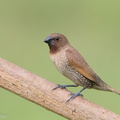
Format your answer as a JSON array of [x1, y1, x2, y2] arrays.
[[65, 47, 100, 85]]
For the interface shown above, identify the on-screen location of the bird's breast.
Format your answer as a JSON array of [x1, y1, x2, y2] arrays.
[[50, 50, 68, 74], [50, 49, 93, 87]]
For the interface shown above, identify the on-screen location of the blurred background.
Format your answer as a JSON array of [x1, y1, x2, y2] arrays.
[[0, 0, 120, 119]]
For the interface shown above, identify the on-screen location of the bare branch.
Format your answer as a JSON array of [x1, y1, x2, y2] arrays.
[[0, 58, 120, 120]]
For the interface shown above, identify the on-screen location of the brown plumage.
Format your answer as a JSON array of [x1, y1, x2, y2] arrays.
[[44, 33, 120, 102]]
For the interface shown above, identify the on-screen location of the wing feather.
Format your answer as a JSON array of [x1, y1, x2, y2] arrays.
[[65, 47, 101, 85]]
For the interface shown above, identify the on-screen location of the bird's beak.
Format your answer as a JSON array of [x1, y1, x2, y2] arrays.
[[44, 36, 54, 45]]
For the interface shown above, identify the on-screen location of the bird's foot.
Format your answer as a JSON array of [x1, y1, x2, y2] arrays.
[[66, 86, 87, 102], [52, 84, 77, 90], [52, 84, 67, 90], [70, 92, 83, 97], [66, 92, 83, 102]]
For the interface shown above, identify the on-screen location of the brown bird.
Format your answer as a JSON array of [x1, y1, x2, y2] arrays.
[[44, 33, 120, 102]]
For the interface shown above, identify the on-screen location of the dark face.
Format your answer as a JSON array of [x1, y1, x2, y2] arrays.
[[44, 33, 69, 53]]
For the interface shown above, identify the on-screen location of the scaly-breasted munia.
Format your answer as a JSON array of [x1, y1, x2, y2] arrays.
[[44, 33, 120, 102]]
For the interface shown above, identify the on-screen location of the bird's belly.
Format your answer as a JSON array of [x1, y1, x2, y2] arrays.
[[50, 51, 93, 88], [62, 64, 93, 87]]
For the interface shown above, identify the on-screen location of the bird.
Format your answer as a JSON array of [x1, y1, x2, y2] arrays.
[[44, 33, 120, 102]]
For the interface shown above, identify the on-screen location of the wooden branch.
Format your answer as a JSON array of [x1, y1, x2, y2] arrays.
[[0, 58, 120, 120]]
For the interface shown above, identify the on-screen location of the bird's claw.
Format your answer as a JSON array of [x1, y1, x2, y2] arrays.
[[52, 84, 66, 90], [66, 92, 83, 102]]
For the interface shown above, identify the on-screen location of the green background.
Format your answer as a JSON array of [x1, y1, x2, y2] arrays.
[[0, 0, 120, 119]]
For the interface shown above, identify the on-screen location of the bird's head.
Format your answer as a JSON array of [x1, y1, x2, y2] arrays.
[[44, 33, 69, 54]]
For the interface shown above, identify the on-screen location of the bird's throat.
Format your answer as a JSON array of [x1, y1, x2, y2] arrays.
[[49, 45, 60, 54]]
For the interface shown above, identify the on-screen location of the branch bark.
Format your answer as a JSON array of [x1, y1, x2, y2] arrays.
[[0, 58, 120, 120]]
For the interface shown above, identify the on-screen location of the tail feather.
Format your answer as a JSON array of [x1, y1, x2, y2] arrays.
[[104, 84, 120, 95], [93, 83, 120, 95], [109, 87, 120, 95]]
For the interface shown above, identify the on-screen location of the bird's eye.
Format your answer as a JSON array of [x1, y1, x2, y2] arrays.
[[55, 37, 59, 41]]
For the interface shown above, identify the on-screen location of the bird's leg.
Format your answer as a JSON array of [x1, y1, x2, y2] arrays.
[[66, 86, 87, 102], [52, 84, 78, 90]]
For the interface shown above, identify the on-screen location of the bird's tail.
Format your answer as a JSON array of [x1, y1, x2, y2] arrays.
[[93, 83, 120, 95], [108, 86, 120, 95], [103, 83, 120, 95]]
